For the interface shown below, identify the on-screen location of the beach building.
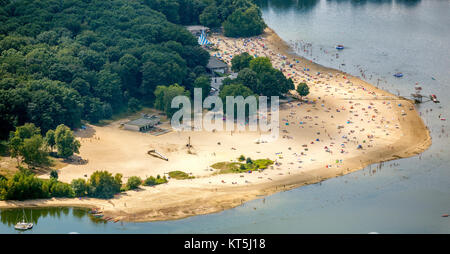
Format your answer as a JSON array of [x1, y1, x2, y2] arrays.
[[207, 56, 228, 75], [185, 25, 209, 36], [210, 73, 237, 96], [123, 115, 160, 132]]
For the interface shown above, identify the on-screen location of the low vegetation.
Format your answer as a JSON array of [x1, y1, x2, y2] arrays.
[[74, 170, 123, 199], [125, 176, 142, 190], [168, 170, 195, 180], [0, 167, 73, 200], [143, 175, 168, 186], [211, 157, 274, 174], [0, 168, 175, 201]]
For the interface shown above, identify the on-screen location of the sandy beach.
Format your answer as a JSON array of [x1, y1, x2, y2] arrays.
[[0, 28, 432, 222]]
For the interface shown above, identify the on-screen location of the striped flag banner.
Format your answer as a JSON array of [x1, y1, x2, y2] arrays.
[[198, 30, 211, 46]]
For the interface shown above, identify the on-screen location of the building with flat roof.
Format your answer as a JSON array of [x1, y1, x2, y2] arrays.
[[123, 115, 160, 132], [210, 72, 237, 96], [185, 25, 209, 36]]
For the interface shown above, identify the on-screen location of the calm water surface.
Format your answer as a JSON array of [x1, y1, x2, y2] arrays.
[[1, 0, 449, 233]]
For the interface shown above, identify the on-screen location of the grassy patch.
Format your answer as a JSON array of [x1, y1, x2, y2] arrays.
[[210, 162, 241, 171], [211, 159, 274, 174], [168, 170, 195, 180]]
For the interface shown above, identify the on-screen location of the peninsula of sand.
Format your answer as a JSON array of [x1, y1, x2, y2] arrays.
[[0, 28, 431, 222]]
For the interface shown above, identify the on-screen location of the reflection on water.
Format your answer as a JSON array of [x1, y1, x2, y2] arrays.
[[0, 207, 110, 233], [258, 0, 319, 11], [257, 0, 421, 10], [0, 207, 68, 227], [325, 0, 422, 8]]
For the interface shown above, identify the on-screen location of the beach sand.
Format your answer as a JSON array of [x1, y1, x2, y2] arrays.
[[0, 28, 431, 222]]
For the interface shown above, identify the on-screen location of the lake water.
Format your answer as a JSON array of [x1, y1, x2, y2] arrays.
[[1, 0, 449, 233]]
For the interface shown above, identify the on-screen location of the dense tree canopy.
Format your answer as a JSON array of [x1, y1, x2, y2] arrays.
[[219, 83, 256, 116], [0, 0, 266, 140], [193, 75, 212, 100], [227, 54, 295, 96], [223, 6, 266, 37], [88, 171, 122, 199], [154, 84, 190, 117], [0, 168, 74, 200], [231, 52, 253, 72], [0, 0, 213, 139], [8, 123, 49, 167]]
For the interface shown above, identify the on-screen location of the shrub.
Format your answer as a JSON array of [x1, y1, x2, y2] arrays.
[[87, 171, 122, 199], [253, 159, 274, 169], [0, 169, 73, 200], [50, 169, 58, 180], [143, 175, 168, 186], [126, 176, 142, 190], [238, 155, 246, 161], [71, 178, 88, 197], [47, 179, 74, 198]]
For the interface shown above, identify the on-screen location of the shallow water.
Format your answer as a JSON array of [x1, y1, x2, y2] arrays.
[[1, 0, 449, 233]]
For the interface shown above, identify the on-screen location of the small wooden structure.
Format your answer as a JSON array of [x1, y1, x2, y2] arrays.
[[185, 25, 209, 36], [411, 84, 423, 103], [148, 149, 168, 161]]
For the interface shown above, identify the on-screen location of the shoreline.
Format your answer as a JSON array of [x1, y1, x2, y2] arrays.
[[0, 28, 432, 223]]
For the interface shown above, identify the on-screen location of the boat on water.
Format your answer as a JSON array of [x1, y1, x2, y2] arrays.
[[430, 94, 440, 103], [14, 209, 33, 230], [336, 45, 344, 50], [393, 72, 403, 78]]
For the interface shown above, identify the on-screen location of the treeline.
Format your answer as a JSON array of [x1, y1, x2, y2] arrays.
[[0, 0, 266, 140], [0, 168, 168, 201], [0, 0, 206, 139], [0, 168, 74, 200], [147, 0, 266, 37]]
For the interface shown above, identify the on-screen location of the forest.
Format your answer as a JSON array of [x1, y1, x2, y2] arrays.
[[0, 0, 266, 140]]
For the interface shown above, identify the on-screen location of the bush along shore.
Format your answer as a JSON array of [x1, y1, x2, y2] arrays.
[[0, 168, 168, 201]]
